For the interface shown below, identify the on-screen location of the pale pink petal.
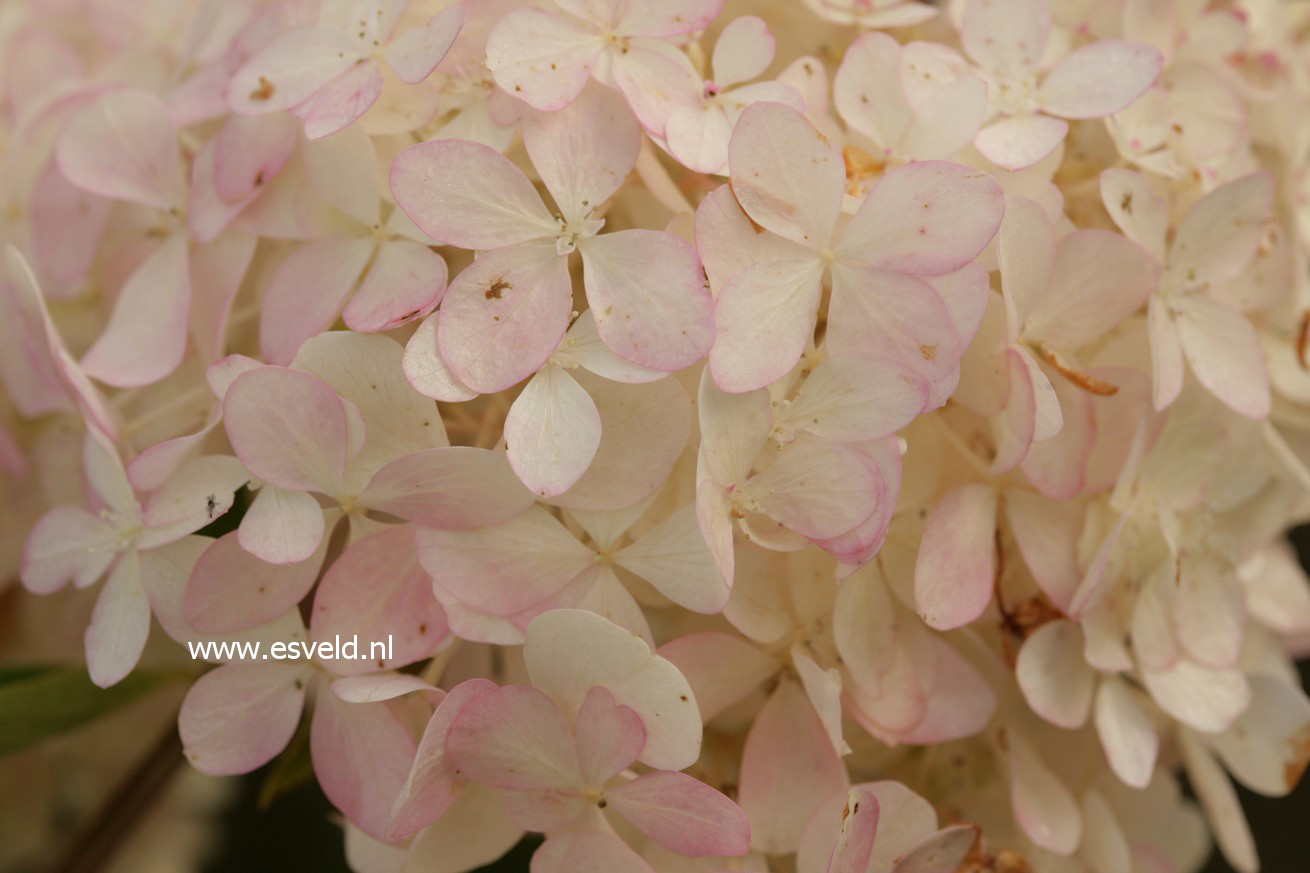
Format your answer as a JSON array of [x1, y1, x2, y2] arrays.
[[1004, 492, 1081, 608], [1142, 660, 1250, 734], [614, 505, 730, 614], [890, 824, 980, 873], [709, 258, 824, 392], [697, 369, 772, 486], [259, 237, 375, 365], [1169, 172, 1274, 291], [388, 677, 497, 839], [901, 76, 989, 161], [301, 123, 382, 227], [743, 442, 882, 540], [21, 506, 118, 594], [30, 160, 109, 290], [1027, 229, 1161, 349], [712, 16, 774, 88], [403, 313, 478, 401], [1015, 620, 1094, 729], [1213, 674, 1310, 797], [580, 229, 715, 371], [1009, 733, 1082, 854], [974, 114, 1068, 171], [310, 525, 447, 674], [137, 455, 250, 546], [417, 506, 593, 616], [524, 609, 702, 771], [84, 551, 149, 688], [342, 239, 448, 333], [228, 26, 362, 115], [825, 787, 879, 873], [1148, 296, 1184, 411], [185, 530, 327, 632], [656, 631, 781, 722], [575, 685, 646, 787], [784, 355, 929, 441], [1098, 168, 1167, 261], [485, 9, 603, 112], [793, 649, 848, 756], [552, 372, 692, 511], [311, 686, 418, 839], [1172, 553, 1246, 669], [446, 684, 582, 790], [837, 161, 1003, 276], [331, 673, 436, 703], [1174, 295, 1270, 420], [1178, 729, 1257, 873], [729, 101, 843, 249], [522, 85, 640, 224], [694, 183, 812, 294], [530, 833, 655, 873], [56, 89, 183, 210], [1020, 377, 1093, 500], [609, 770, 751, 857], [617, 0, 724, 37], [385, 4, 464, 84], [961, 0, 1049, 81], [303, 61, 385, 140], [739, 678, 848, 854], [1038, 41, 1162, 119], [224, 365, 356, 491], [914, 484, 997, 630], [553, 310, 667, 383], [364, 446, 533, 529], [666, 102, 735, 176], [610, 40, 703, 136], [404, 782, 524, 872], [213, 113, 300, 204], [437, 244, 572, 393], [238, 485, 327, 565], [504, 366, 601, 498], [696, 480, 736, 588], [987, 347, 1042, 473], [81, 235, 190, 388], [390, 138, 555, 249], [897, 636, 996, 744], [180, 662, 310, 775], [827, 265, 962, 394]]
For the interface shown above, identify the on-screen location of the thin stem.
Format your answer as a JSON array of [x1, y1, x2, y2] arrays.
[[45, 722, 184, 873]]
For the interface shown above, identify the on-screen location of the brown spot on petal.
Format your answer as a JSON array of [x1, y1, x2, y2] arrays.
[[1285, 726, 1310, 791], [1036, 341, 1119, 396], [485, 279, 512, 299], [1120, 191, 1133, 213], [919, 343, 937, 362], [250, 76, 275, 101]]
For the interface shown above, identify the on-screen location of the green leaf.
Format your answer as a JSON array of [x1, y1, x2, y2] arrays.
[[257, 712, 315, 810], [0, 665, 176, 756]]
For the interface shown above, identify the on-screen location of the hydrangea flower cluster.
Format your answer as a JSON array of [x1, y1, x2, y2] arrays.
[[3, 0, 1310, 871]]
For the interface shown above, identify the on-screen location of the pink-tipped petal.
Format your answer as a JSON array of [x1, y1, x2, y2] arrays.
[[608, 770, 751, 857], [914, 484, 997, 630], [180, 662, 310, 775], [386, 4, 464, 84], [839, 161, 1002, 276], [80, 235, 191, 388], [729, 101, 843, 249], [505, 366, 602, 498], [1038, 40, 1162, 120], [363, 446, 533, 529], [580, 229, 715, 371]]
